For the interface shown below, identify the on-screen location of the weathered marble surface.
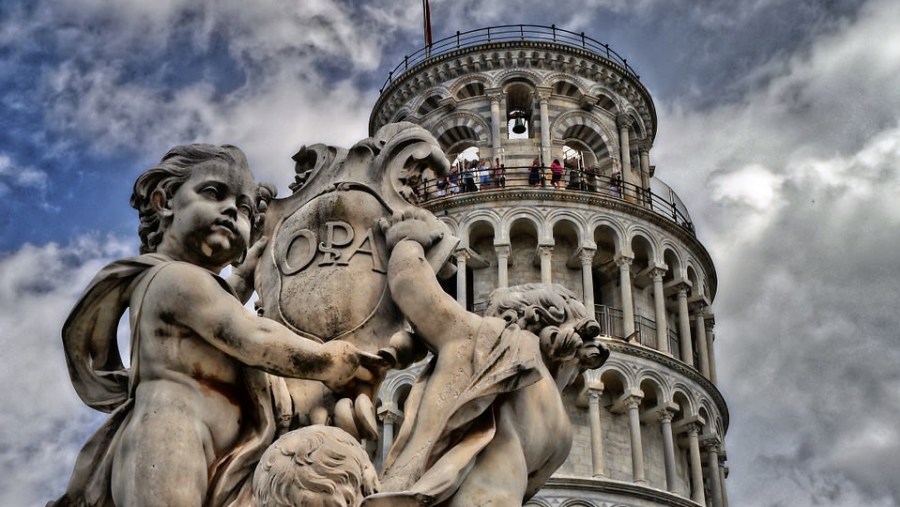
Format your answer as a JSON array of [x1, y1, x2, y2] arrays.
[[53, 124, 606, 507], [363, 209, 609, 506]]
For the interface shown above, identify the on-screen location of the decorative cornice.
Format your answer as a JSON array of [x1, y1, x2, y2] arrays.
[[371, 38, 656, 139], [604, 340, 729, 431], [540, 475, 701, 507]]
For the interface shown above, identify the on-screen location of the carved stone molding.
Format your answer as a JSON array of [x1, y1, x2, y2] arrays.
[[604, 340, 729, 430]]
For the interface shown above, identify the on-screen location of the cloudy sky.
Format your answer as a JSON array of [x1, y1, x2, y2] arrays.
[[1, 0, 898, 505]]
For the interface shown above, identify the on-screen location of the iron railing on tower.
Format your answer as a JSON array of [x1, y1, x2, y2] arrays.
[[413, 165, 695, 234], [379, 24, 640, 94]]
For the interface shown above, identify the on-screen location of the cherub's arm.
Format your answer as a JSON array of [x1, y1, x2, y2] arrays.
[[157, 264, 374, 390], [382, 210, 480, 352]]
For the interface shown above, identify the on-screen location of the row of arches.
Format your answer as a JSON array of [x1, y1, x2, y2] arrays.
[[442, 208, 712, 298]]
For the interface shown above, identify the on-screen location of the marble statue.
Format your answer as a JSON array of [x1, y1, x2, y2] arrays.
[[51, 144, 384, 507], [52, 123, 606, 507], [362, 209, 609, 506], [251, 122, 457, 440], [253, 425, 379, 507]]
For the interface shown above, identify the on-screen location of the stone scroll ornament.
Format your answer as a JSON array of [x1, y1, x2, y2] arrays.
[[254, 122, 459, 441]]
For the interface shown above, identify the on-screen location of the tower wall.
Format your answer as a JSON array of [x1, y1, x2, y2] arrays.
[[373, 26, 729, 507]]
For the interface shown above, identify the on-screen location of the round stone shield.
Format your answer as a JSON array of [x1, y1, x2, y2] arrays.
[[264, 186, 396, 343]]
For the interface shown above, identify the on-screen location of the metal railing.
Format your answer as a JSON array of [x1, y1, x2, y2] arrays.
[[414, 166, 694, 234], [379, 24, 640, 94], [469, 300, 691, 365]]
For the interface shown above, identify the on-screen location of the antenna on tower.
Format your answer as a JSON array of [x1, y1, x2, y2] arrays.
[[423, 0, 433, 52]]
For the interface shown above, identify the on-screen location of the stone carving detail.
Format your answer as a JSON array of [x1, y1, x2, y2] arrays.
[[253, 425, 379, 507], [363, 209, 609, 506], [52, 123, 606, 506]]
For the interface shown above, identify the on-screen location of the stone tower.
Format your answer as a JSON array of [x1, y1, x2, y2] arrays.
[[371, 26, 728, 507]]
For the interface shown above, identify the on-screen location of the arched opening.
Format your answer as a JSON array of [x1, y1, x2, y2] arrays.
[[631, 234, 655, 348], [663, 248, 682, 359], [455, 81, 485, 100], [508, 218, 541, 287], [467, 220, 498, 313], [560, 124, 615, 181], [504, 80, 535, 139], [416, 94, 443, 116], [592, 225, 620, 337], [551, 219, 580, 291]]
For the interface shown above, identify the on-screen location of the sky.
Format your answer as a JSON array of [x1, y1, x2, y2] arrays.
[[1, 0, 898, 505]]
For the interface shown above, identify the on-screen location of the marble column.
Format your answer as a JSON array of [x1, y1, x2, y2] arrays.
[[616, 114, 633, 192], [488, 89, 503, 161], [579, 248, 596, 309], [719, 460, 730, 507], [537, 88, 552, 164], [676, 285, 693, 366], [686, 424, 706, 505], [617, 256, 635, 338], [706, 319, 719, 385], [455, 249, 469, 309], [706, 441, 724, 507], [376, 403, 402, 470], [693, 305, 711, 377], [651, 267, 669, 354], [659, 410, 678, 493], [587, 387, 606, 477], [625, 396, 646, 484], [539, 245, 553, 285], [638, 139, 651, 202], [495, 244, 510, 289]]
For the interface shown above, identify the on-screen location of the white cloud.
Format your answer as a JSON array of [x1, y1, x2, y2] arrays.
[[651, 0, 900, 504], [0, 153, 48, 194], [0, 235, 135, 506]]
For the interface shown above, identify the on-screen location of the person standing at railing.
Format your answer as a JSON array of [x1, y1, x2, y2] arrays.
[[494, 163, 506, 188], [449, 164, 460, 194], [463, 160, 477, 192], [609, 170, 621, 198], [529, 157, 542, 187], [479, 158, 492, 189], [550, 159, 564, 189]]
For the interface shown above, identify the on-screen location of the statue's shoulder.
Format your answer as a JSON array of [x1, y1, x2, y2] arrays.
[[139, 261, 232, 300]]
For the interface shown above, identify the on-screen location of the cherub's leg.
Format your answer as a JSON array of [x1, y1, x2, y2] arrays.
[[446, 411, 528, 507], [112, 405, 210, 507]]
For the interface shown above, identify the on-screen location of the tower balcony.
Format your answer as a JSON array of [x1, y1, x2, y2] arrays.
[[415, 166, 695, 236]]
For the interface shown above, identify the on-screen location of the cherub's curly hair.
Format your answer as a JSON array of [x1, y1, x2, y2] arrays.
[[130, 144, 255, 254], [486, 283, 605, 374], [485, 283, 593, 331], [253, 425, 379, 507]]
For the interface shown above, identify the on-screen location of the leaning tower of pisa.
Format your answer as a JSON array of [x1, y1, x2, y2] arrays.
[[370, 25, 729, 507]]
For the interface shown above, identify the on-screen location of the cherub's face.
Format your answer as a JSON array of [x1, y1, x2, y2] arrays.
[[159, 160, 255, 272]]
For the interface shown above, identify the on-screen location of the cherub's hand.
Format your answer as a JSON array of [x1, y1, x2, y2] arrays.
[[378, 208, 444, 250], [232, 236, 268, 278], [227, 237, 268, 303]]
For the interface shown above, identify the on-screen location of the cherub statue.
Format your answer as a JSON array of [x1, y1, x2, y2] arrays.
[[363, 209, 609, 506], [51, 144, 381, 507], [252, 425, 380, 507]]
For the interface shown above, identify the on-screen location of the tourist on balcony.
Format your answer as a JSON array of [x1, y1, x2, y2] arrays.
[[609, 170, 621, 198], [449, 164, 460, 194], [550, 159, 564, 189], [494, 163, 506, 188], [479, 159, 492, 189], [464, 160, 477, 192], [529, 157, 542, 187]]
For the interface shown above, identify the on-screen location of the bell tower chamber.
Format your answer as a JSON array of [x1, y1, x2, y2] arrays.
[[370, 25, 729, 507]]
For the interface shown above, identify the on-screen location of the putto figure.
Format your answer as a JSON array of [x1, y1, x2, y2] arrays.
[[252, 425, 380, 507], [52, 144, 380, 507], [363, 209, 609, 507]]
